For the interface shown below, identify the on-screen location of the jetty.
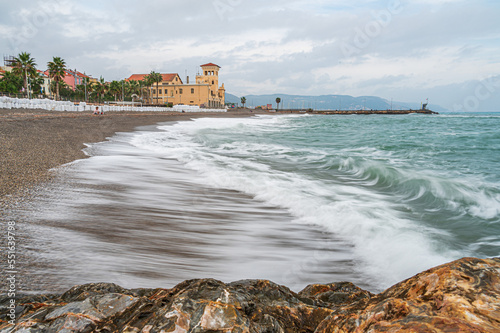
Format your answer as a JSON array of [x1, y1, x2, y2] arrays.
[[310, 109, 438, 115], [272, 101, 438, 115]]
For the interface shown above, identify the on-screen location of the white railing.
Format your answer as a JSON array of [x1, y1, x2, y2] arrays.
[[0, 97, 227, 113]]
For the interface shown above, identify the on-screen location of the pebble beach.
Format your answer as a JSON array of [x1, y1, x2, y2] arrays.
[[0, 107, 255, 206]]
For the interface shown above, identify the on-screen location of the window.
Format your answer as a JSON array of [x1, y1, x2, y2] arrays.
[[179, 89, 183, 94], [212, 80, 214, 85], [191, 88, 194, 94], [158, 89, 162, 94]]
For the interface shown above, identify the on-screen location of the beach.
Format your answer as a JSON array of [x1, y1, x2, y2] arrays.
[[0, 108, 258, 205], [1, 110, 500, 332], [1, 110, 499, 294]]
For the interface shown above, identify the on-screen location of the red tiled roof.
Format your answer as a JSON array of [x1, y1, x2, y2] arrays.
[[36, 69, 50, 77], [76, 71, 90, 78], [60, 69, 90, 78], [127, 73, 180, 82], [200, 63, 220, 68]]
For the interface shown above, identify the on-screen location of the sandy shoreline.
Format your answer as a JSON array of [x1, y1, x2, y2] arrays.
[[0, 108, 260, 206]]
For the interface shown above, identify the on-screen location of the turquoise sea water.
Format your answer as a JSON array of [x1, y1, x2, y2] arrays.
[[16, 112, 500, 293]]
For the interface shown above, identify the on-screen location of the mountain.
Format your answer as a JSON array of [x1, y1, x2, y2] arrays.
[[225, 93, 241, 104], [225, 93, 445, 111]]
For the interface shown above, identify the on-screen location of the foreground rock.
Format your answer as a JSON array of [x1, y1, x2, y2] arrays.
[[1, 257, 499, 332]]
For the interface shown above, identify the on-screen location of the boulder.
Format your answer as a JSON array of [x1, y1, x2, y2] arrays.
[[316, 257, 500, 332], [1, 257, 499, 332]]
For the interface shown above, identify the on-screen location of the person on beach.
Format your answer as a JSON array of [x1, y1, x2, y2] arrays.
[[94, 106, 99, 115]]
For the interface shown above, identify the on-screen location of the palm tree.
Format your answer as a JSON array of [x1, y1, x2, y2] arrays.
[[241, 96, 246, 108], [92, 77, 107, 104], [137, 79, 147, 102], [147, 71, 163, 105], [12, 52, 37, 98], [47, 57, 66, 100], [276, 97, 281, 110], [83, 77, 92, 102], [30, 71, 45, 97], [143, 74, 154, 104], [109, 80, 121, 101], [127, 80, 140, 99]]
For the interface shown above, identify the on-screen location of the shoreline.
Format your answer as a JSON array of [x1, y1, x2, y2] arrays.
[[0, 108, 262, 206], [2, 109, 500, 331]]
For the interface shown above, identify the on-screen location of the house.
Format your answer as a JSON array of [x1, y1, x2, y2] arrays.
[[43, 69, 93, 91], [36, 70, 51, 96], [127, 63, 225, 108]]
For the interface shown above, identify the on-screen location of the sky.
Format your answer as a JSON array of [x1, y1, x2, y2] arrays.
[[1, 0, 500, 111]]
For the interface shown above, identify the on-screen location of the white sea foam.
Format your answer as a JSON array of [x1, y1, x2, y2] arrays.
[[16, 113, 500, 293], [129, 116, 470, 288]]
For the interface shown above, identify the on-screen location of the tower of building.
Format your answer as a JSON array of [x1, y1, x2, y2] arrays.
[[196, 63, 225, 108]]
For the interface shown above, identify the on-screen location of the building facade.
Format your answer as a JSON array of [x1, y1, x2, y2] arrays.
[[127, 63, 225, 108]]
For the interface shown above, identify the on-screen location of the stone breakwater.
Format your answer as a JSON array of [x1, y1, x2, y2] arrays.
[[311, 109, 439, 115], [1, 257, 499, 332]]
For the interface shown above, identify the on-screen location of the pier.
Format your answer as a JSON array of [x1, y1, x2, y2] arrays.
[[310, 109, 438, 115]]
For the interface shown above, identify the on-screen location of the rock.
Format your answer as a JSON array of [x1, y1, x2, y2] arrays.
[[0, 279, 333, 332], [315, 257, 500, 332], [298, 282, 373, 309], [1, 257, 499, 332]]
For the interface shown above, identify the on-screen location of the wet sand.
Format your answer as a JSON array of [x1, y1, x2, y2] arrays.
[[1, 107, 347, 294], [0, 108, 258, 206]]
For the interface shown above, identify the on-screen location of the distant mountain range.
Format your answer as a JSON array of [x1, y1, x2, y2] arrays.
[[225, 93, 446, 111]]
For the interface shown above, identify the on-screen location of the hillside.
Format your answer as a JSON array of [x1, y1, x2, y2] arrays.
[[226, 93, 445, 111]]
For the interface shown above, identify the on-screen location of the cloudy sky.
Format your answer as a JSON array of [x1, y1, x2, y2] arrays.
[[1, 0, 499, 110]]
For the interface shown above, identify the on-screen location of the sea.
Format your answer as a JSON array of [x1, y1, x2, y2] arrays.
[[10, 112, 500, 293]]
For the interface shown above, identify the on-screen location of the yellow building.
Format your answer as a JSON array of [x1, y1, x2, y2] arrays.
[[127, 63, 225, 108]]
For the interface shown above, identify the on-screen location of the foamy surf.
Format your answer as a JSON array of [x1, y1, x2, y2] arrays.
[[14, 113, 500, 293]]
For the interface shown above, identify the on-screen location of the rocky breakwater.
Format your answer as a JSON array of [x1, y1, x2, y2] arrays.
[[1, 257, 499, 332]]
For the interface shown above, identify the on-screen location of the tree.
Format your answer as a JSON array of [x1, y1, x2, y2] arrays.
[[143, 73, 155, 104], [147, 71, 163, 105], [241, 96, 246, 108], [108, 80, 121, 101], [92, 77, 107, 104], [137, 79, 148, 102], [83, 77, 92, 102], [30, 71, 45, 97], [47, 57, 66, 101], [12, 52, 37, 98], [127, 80, 140, 101], [52, 81, 72, 99], [0, 71, 23, 94], [276, 97, 281, 110]]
